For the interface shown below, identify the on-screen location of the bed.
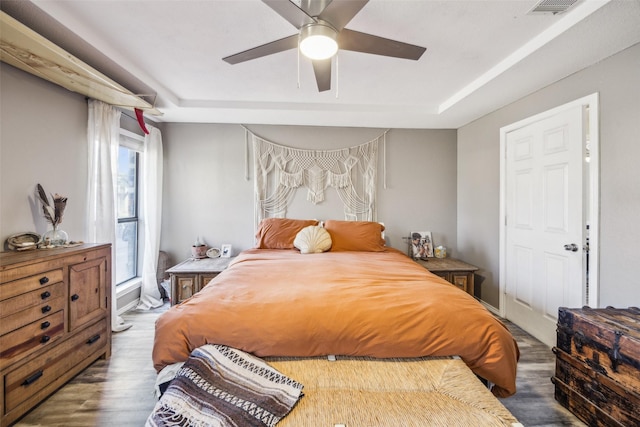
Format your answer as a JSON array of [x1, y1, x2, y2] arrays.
[[151, 219, 520, 424]]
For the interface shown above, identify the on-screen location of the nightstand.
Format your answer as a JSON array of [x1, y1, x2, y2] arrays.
[[166, 256, 234, 305], [414, 257, 479, 296]]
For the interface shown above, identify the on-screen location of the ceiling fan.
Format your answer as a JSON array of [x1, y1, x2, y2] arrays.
[[223, 0, 426, 92]]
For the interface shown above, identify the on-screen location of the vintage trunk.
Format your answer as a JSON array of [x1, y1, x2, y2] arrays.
[[553, 306, 640, 427], [553, 348, 639, 426]]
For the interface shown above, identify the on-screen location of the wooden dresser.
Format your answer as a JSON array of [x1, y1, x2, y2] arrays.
[[0, 244, 111, 426]]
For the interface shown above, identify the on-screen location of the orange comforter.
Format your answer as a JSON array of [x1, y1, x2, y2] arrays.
[[153, 249, 519, 397]]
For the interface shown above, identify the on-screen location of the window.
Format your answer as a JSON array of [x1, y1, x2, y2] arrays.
[[115, 130, 144, 285]]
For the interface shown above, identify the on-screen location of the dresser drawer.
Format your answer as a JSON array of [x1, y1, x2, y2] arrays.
[[3, 318, 108, 414], [451, 273, 469, 292], [0, 311, 65, 370], [0, 281, 65, 319], [0, 269, 63, 300], [200, 273, 221, 289], [174, 274, 197, 304], [0, 294, 65, 336]]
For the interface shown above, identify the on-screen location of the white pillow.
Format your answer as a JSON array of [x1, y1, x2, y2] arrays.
[[294, 225, 332, 254]]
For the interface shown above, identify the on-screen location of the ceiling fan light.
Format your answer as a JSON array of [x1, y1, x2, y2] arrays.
[[299, 23, 338, 60]]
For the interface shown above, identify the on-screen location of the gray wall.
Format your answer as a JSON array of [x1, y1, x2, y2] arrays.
[[4, 43, 638, 311], [161, 124, 458, 263], [457, 42, 640, 309], [0, 62, 150, 311], [0, 61, 458, 286], [0, 63, 150, 241], [0, 63, 89, 242]]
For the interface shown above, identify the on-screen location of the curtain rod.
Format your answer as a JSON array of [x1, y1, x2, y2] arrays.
[[84, 97, 153, 123]]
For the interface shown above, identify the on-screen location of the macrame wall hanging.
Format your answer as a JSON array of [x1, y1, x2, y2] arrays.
[[247, 129, 388, 228]]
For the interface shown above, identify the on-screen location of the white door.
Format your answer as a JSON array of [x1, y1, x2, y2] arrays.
[[504, 105, 585, 348]]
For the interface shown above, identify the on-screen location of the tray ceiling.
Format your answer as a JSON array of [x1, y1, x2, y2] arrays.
[[1, 0, 639, 128]]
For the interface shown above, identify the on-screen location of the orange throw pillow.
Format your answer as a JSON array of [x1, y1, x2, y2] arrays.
[[323, 220, 385, 252], [255, 218, 320, 249]]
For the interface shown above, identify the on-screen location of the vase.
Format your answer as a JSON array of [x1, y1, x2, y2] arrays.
[[43, 226, 68, 247], [191, 245, 208, 259]]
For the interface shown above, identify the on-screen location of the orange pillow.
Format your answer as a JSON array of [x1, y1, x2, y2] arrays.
[[323, 220, 386, 252], [255, 218, 320, 249]]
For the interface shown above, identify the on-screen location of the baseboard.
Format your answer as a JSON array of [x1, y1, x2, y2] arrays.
[[116, 278, 142, 315], [118, 298, 140, 315], [480, 300, 500, 316]]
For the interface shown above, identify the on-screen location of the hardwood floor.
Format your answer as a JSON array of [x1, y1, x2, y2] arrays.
[[15, 304, 585, 426], [499, 320, 585, 426], [15, 306, 161, 427]]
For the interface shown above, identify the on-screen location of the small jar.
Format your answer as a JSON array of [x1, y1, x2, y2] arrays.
[[435, 246, 446, 258]]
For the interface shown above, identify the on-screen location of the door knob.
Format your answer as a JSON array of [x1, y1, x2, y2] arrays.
[[564, 243, 579, 252]]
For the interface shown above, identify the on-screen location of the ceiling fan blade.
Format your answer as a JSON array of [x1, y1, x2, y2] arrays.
[[312, 59, 332, 92], [295, 0, 334, 18], [262, 0, 316, 29], [223, 35, 298, 64], [338, 29, 426, 60], [318, 0, 369, 32]]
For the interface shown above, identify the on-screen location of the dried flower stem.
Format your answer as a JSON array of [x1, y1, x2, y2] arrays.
[[36, 184, 67, 228]]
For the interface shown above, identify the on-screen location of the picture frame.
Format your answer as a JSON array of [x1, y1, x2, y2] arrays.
[[409, 231, 434, 259], [220, 244, 232, 258]]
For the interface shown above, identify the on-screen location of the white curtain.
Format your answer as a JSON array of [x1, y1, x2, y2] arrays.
[[137, 125, 164, 310], [86, 100, 131, 332]]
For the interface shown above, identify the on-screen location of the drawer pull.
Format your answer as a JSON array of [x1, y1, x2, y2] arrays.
[[41, 291, 51, 299], [22, 370, 44, 386], [40, 335, 51, 344], [41, 321, 51, 329], [86, 334, 101, 345], [71, 294, 80, 301], [39, 276, 49, 285], [41, 305, 52, 314]]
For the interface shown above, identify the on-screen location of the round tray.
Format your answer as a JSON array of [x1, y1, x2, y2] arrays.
[[206, 247, 221, 258], [6, 232, 41, 250]]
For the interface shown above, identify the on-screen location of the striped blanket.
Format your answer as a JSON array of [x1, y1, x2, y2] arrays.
[[146, 345, 304, 427]]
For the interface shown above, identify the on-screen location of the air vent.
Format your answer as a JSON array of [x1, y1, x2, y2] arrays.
[[528, 0, 580, 15]]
